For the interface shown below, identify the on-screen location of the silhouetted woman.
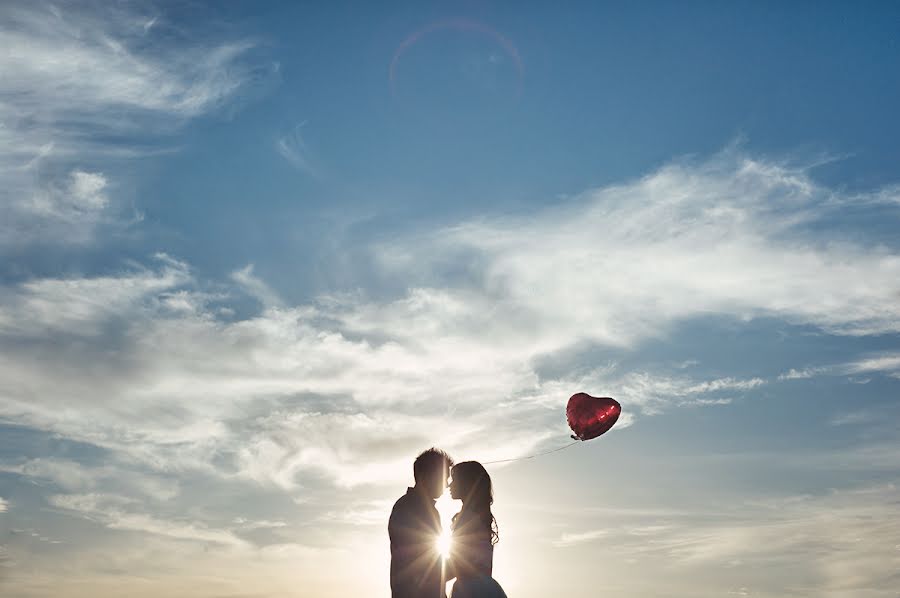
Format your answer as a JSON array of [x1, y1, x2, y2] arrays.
[[446, 461, 507, 598]]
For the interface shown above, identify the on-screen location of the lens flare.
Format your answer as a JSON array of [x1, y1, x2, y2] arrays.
[[389, 18, 524, 98], [436, 528, 453, 559], [435, 490, 458, 559]]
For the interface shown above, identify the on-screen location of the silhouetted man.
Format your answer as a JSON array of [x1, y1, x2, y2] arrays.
[[389, 448, 453, 598]]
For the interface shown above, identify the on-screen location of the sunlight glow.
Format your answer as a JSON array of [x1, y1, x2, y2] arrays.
[[436, 528, 453, 559], [435, 490, 459, 559]]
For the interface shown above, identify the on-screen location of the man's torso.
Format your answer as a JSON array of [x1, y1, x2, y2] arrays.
[[388, 488, 443, 598]]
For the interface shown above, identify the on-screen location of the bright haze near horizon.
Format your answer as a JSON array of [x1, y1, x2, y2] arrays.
[[1, 2, 900, 597]]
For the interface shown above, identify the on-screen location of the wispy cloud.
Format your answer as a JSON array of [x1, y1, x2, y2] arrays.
[[0, 496, 8, 512], [275, 121, 321, 178], [553, 529, 608, 547], [830, 410, 875, 426], [3, 151, 900, 497], [0, 253, 190, 337], [777, 367, 824, 380], [0, 256, 776, 498], [845, 354, 900, 375], [231, 264, 284, 308], [2, 149, 900, 596], [50, 493, 249, 547], [232, 517, 288, 531], [552, 485, 900, 596], [0, 457, 178, 500], [321, 499, 396, 526], [777, 353, 900, 382], [0, 1, 272, 246], [373, 151, 900, 347]]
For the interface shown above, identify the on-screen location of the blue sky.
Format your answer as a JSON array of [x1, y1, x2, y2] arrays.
[[1, 2, 900, 597]]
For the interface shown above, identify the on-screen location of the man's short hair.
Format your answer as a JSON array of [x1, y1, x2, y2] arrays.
[[413, 448, 453, 483]]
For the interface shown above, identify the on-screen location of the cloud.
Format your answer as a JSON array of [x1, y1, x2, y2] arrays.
[[50, 493, 249, 548], [0, 253, 190, 337], [553, 529, 608, 547], [67, 171, 109, 211], [0, 2, 271, 246], [777, 353, 900, 382], [845, 354, 900, 375], [231, 264, 284, 308], [603, 372, 764, 415], [275, 122, 321, 178], [232, 518, 288, 531], [373, 151, 900, 347], [551, 485, 900, 596], [2, 149, 900, 596], [321, 499, 396, 526], [0, 457, 178, 500], [0, 255, 772, 501], [2, 150, 900, 500], [0, 496, 7, 512], [830, 411, 874, 426], [777, 367, 823, 380]]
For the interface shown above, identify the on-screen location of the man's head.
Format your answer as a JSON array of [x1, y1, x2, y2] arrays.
[[413, 448, 453, 499]]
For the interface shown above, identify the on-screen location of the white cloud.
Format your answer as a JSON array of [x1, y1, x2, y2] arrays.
[[231, 264, 284, 308], [321, 499, 395, 526], [777, 367, 823, 380], [2, 148, 900, 596], [24, 169, 109, 219], [0, 496, 7, 512], [67, 171, 109, 211], [552, 485, 900, 596], [275, 122, 321, 178], [0, 524, 368, 598], [845, 354, 900, 375], [0, 253, 189, 337], [373, 151, 900, 347], [2, 150, 900, 498], [0, 458, 178, 501], [0, 2, 270, 246], [0, 459, 100, 493], [777, 353, 900, 382], [603, 371, 765, 415], [232, 518, 287, 531], [0, 4, 252, 118], [0, 257, 770, 498], [49, 493, 248, 547], [830, 411, 874, 426], [553, 529, 608, 547], [685, 377, 765, 393]]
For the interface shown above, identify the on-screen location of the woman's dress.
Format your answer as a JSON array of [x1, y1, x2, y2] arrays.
[[448, 511, 506, 598], [448, 511, 494, 581]]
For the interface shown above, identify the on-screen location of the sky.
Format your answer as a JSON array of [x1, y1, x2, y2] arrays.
[[1, 1, 900, 597]]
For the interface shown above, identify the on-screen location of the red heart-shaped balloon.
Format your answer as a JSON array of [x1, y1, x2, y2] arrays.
[[566, 393, 621, 441]]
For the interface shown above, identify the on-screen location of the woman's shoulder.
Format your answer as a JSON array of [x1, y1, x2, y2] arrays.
[[453, 512, 492, 539]]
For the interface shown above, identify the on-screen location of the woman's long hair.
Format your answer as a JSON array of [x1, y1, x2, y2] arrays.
[[451, 461, 499, 545]]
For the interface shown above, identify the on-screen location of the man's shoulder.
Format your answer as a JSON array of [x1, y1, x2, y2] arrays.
[[389, 489, 414, 519], [390, 488, 437, 522]]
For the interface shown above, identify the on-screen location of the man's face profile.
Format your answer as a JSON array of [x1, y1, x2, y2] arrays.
[[425, 465, 449, 499]]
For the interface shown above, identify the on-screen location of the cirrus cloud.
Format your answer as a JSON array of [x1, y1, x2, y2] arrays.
[[2, 148, 899, 597], [0, 1, 273, 247]]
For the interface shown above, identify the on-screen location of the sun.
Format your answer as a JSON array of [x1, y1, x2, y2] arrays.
[[436, 528, 453, 559], [434, 490, 458, 559]]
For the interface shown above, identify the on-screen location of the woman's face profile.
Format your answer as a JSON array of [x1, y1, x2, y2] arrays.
[[450, 467, 467, 500], [449, 470, 460, 500]]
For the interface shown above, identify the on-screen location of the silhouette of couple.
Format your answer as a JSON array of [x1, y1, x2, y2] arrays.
[[389, 448, 507, 598]]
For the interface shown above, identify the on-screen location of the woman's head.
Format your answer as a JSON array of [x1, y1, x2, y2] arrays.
[[450, 461, 499, 544], [449, 461, 493, 506]]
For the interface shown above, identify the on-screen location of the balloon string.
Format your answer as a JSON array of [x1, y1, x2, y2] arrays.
[[481, 441, 580, 465]]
